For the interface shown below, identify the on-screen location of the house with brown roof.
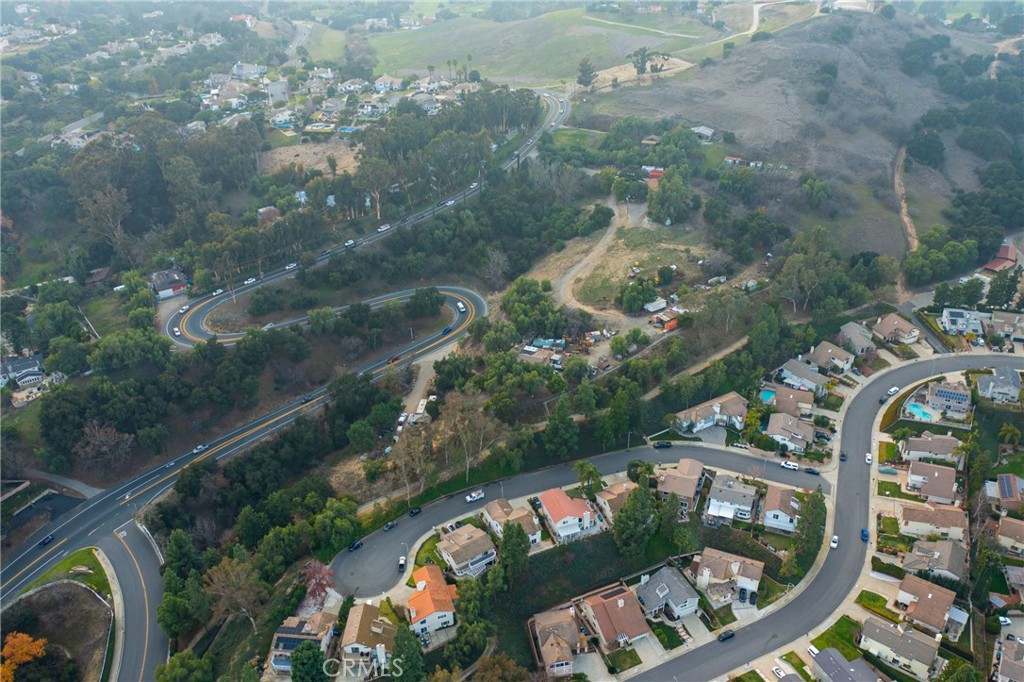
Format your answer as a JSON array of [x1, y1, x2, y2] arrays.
[[999, 636, 1024, 682], [532, 608, 584, 678], [482, 498, 542, 545], [989, 311, 1024, 345], [907, 462, 958, 506], [672, 391, 749, 433], [779, 359, 830, 396], [763, 382, 814, 418], [340, 602, 396, 668], [763, 485, 800, 534], [538, 489, 598, 544], [983, 242, 1020, 274], [656, 458, 704, 513], [765, 413, 815, 454], [998, 516, 1024, 556], [900, 506, 967, 542], [408, 566, 457, 637], [268, 612, 338, 674], [807, 341, 853, 373], [595, 482, 635, 523], [437, 525, 496, 578], [989, 474, 1024, 512], [896, 574, 967, 638], [902, 431, 963, 469], [579, 585, 652, 651], [901, 540, 968, 583], [872, 313, 920, 345], [688, 547, 764, 599]]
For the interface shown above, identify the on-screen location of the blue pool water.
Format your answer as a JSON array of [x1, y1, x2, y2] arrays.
[[907, 403, 935, 421], [760, 389, 776, 403]]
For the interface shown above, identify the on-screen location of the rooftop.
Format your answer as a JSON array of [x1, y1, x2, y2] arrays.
[[437, 525, 495, 566], [583, 585, 651, 643], [408, 565, 457, 624], [539, 488, 591, 523], [860, 616, 939, 666], [899, 574, 955, 631], [340, 602, 396, 651]]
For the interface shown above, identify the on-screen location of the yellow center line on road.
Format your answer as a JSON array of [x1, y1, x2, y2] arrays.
[[0, 537, 68, 592], [113, 530, 149, 682]]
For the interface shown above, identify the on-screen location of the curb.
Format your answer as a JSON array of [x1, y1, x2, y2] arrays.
[[94, 548, 125, 682]]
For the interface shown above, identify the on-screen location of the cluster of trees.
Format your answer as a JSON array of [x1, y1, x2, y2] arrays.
[[538, 116, 705, 172], [704, 206, 791, 265], [781, 487, 826, 578]]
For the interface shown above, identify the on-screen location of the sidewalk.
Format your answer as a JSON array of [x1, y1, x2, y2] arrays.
[[94, 548, 125, 682], [24, 468, 104, 498]]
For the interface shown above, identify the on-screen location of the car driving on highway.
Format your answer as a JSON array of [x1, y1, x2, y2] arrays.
[[178, 305, 190, 314], [212, 289, 224, 296], [344, 239, 356, 248]]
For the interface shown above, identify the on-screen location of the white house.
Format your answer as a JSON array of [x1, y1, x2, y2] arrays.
[[859, 617, 940, 682], [978, 369, 1022, 405], [940, 308, 990, 336], [656, 458, 704, 513], [902, 431, 963, 469], [407, 565, 457, 636], [340, 602, 396, 668], [482, 498, 542, 544], [538, 489, 598, 543], [672, 391, 749, 433], [762, 485, 799, 534], [634, 566, 699, 620], [705, 475, 756, 525], [374, 74, 401, 93], [872, 313, 920, 345], [0, 355, 44, 389], [688, 547, 763, 594], [764, 413, 815, 454], [806, 341, 854, 373], [779, 359, 830, 396], [532, 609, 581, 678], [594, 482, 634, 523], [900, 506, 967, 542], [838, 321, 877, 355]]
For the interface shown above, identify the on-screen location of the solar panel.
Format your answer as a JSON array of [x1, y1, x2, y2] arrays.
[[1000, 475, 1014, 499]]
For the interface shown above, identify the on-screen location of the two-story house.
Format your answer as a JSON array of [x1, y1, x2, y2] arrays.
[[656, 458, 704, 513], [672, 392, 749, 433], [763, 485, 800, 534], [705, 475, 756, 525], [538, 489, 598, 544], [340, 602, 396, 668], [779, 359, 830, 396], [579, 585, 652, 651], [633, 566, 699, 620], [764, 413, 816, 454], [872, 313, 920, 345], [268, 612, 337, 674], [978, 369, 1022, 405], [0, 355, 44, 389], [1000, 637, 1024, 682], [859, 617, 939, 682], [407, 565, 457, 637], [900, 506, 967, 542], [989, 474, 1024, 512], [688, 547, 764, 596], [901, 540, 968, 583], [998, 516, 1024, 556], [940, 308, 989, 337], [896, 574, 967, 639], [906, 462, 958, 505], [807, 341, 854, 374], [902, 431, 963, 469], [532, 608, 583, 678], [482, 498, 542, 545], [763, 383, 814, 419], [437, 525, 496, 578], [925, 381, 971, 417], [812, 647, 881, 682], [595, 482, 634, 523]]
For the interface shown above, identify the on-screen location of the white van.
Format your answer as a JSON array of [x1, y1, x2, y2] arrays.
[[456, 301, 467, 314]]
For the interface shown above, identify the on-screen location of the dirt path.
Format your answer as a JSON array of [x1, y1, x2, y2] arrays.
[[642, 335, 749, 400], [583, 15, 699, 38], [551, 196, 624, 322], [891, 146, 917, 303]]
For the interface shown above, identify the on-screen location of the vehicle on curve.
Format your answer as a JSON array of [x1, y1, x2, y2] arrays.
[[383, 520, 398, 532], [653, 441, 672, 449], [441, 326, 454, 335], [178, 305, 190, 314], [212, 289, 224, 296], [408, 507, 422, 517], [173, 327, 181, 336], [348, 539, 363, 552], [466, 490, 485, 503], [398, 556, 407, 572], [456, 301, 467, 314], [887, 385, 900, 396], [830, 535, 839, 549]]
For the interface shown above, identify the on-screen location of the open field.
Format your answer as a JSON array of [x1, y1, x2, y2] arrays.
[[366, 8, 719, 83], [259, 136, 360, 176], [305, 22, 346, 63]]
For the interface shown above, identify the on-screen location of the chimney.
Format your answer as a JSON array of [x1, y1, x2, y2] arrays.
[[617, 598, 625, 609], [371, 619, 384, 634], [713, 402, 722, 415]]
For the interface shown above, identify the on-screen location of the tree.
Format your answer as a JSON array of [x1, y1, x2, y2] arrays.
[[300, 560, 335, 602], [203, 556, 268, 633], [326, 155, 338, 177], [473, 654, 529, 682], [154, 650, 214, 682], [627, 47, 651, 75], [891, 427, 914, 449], [163, 529, 199, 577], [499, 522, 530, 584], [236, 506, 271, 549], [543, 396, 579, 460], [347, 420, 376, 452], [935, 658, 978, 682], [627, 459, 655, 484], [673, 523, 696, 554], [73, 419, 135, 470], [1000, 423, 1022, 446], [392, 624, 426, 682], [290, 641, 327, 682], [1, 632, 46, 682], [354, 157, 393, 221], [612, 486, 657, 556], [574, 460, 604, 497], [574, 381, 598, 419], [577, 57, 597, 87], [660, 493, 680, 536]]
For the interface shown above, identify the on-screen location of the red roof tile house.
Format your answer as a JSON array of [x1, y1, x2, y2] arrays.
[[407, 566, 457, 637], [538, 489, 598, 544], [579, 585, 652, 652]]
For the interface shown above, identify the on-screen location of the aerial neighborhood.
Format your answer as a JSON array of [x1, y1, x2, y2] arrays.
[[0, 2, 1022, 682]]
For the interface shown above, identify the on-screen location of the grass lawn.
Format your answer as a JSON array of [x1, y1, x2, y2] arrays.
[[380, 597, 403, 625], [782, 651, 813, 682], [990, 569, 1011, 595], [5, 398, 44, 449], [305, 22, 346, 62], [607, 647, 642, 673], [1, 481, 48, 527], [877, 481, 923, 502], [648, 620, 684, 649], [879, 516, 899, 536], [760, 532, 795, 553], [28, 547, 111, 597], [714, 603, 737, 626], [82, 292, 129, 336], [994, 453, 1024, 478], [757, 576, 788, 609], [855, 590, 901, 623], [415, 534, 442, 568], [879, 442, 899, 463], [812, 616, 862, 661], [266, 128, 299, 149], [552, 128, 605, 147], [818, 394, 845, 412], [731, 671, 766, 682]]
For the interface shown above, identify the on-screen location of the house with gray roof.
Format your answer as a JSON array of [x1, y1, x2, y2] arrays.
[[705, 475, 756, 525], [633, 566, 699, 620], [858, 617, 940, 681], [838, 322, 876, 356], [812, 647, 882, 682], [901, 539, 967, 583], [0, 354, 44, 389], [779, 359, 829, 396], [978, 368, 1022, 405], [902, 431, 962, 469]]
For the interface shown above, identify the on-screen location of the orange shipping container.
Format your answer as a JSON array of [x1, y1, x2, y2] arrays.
[[663, 318, 679, 331]]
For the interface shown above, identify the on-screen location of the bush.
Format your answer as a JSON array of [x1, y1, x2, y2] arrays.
[[871, 556, 906, 579], [361, 458, 388, 483]]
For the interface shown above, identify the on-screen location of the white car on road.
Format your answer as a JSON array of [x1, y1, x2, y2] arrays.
[[285, 263, 298, 271], [465, 490, 485, 503], [172, 327, 181, 336], [243, 277, 257, 285], [178, 305, 190, 315], [829, 535, 839, 549], [865, 452, 873, 464], [212, 289, 224, 296]]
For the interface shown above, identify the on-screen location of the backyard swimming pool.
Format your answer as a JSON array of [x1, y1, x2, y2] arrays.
[[761, 389, 776, 403], [906, 403, 935, 421]]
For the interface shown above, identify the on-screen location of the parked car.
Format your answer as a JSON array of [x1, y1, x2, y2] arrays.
[[653, 441, 673, 449], [887, 385, 900, 396], [839, 452, 848, 461], [243, 277, 257, 285], [465, 490, 485, 503], [1000, 616, 1013, 626], [780, 461, 799, 470], [865, 452, 873, 464], [772, 668, 785, 679], [862, 528, 870, 542], [749, 591, 757, 606], [717, 630, 735, 642], [408, 507, 422, 517], [398, 413, 408, 425], [347, 539, 364, 552], [285, 263, 298, 270], [830, 535, 839, 549], [738, 588, 747, 603], [383, 520, 398, 532], [804, 467, 820, 475], [398, 556, 407, 572]]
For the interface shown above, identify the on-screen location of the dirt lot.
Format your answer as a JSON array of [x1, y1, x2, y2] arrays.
[[581, 11, 996, 257], [7, 582, 111, 682], [589, 55, 694, 93], [259, 137, 360, 176]]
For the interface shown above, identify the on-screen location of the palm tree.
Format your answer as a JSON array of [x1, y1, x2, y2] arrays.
[[999, 423, 1022, 447], [574, 460, 603, 497]]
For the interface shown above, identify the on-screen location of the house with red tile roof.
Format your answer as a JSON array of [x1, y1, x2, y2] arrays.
[[579, 585, 651, 651], [538, 489, 598, 544], [408, 566, 458, 636]]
